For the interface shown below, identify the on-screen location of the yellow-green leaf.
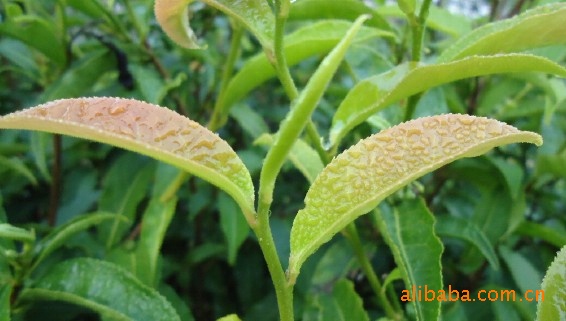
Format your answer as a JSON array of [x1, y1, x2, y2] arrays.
[[0, 97, 255, 224], [289, 114, 542, 280], [154, 0, 274, 50], [537, 245, 566, 321], [329, 54, 566, 148], [439, 3, 566, 62]]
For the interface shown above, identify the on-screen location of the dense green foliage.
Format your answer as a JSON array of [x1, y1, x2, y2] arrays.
[[1, 0, 566, 320]]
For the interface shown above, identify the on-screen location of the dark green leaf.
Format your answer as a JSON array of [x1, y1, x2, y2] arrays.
[[40, 50, 115, 101], [136, 197, 178, 286], [21, 258, 181, 321], [500, 246, 541, 318], [218, 192, 249, 266], [97, 153, 154, 248], [374, 199, 443, 321], [33, 212, 127, 271], [435, 215, 499, 269], [319, 279, 370, 321], [0, 15, 66, 66], [516, 221, 566, 248]]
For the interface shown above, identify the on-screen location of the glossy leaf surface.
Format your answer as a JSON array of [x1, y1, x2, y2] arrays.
[[537, 245, 566, 321], [439, 3, 566, 62], [21, 258, 180, 321], [219, 20, 392, 114], [330, 54, 566, 147], [0, 97, 256, 223], [154, 0, 274, 50], [375, 199, 442, 321], [289, 114, 542, 279]]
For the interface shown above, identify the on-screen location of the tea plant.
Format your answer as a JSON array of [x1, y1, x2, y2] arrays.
[[1, 1, 566, 320]]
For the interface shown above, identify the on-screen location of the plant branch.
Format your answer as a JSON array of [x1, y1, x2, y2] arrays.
[[344, 223, 403, 320], [404, 0, 431, 121], [208, 22, 244, 130]]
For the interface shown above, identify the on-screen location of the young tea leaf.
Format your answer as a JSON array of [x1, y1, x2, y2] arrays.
[[0, 97, 256, 224], [154, 0, 274, 50], [289, 114, 542, 280], [329, 54, 566, 147], [219, 20, 391, 115], [536, 245, 566, 321], [439, 3, 566, 62], [20, 258, 181, 321]]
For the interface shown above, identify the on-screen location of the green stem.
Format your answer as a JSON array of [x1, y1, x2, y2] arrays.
[[273, 2, 298, 101], [123, 0, 146, 43], [405, 0, 432, 121], [410, 0, 432, 62], [208, 22, 245, 130], [344, 223, 403, 321], [254, 205, 295, 321]]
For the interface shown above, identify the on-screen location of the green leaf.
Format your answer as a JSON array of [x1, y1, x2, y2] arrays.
[[33, 212, 127, 271], [329, 54, 566, 147], [374, 199, 443, 321], [21, 258, 181, 321], [516, 221, 566, 248], [0, 155, 38, 185], [488, 157, 524, 200], [439, 3, 566, 62], [154, 0, 274, 50], [40, 50, 116, 101], [0, 283, 10, 321], [259, 15, 370, 209], [435, 215, 499, 270], [97, 153, 154, 248], [289, 114, 542, 280], [230, 104, 269, 139], [0, 223, 35, 243], [318, 279, 370, 321], [30, 132, 52, 182], [288, 0, 391, 31], [219, 20, 393, 114], [217, 314, 242, 321], [255, 134, 323, 184], [0, 14, 66, 67], [537, 245, 566, 321], [136, 197, 178, 287], [218, 192, 249, 266], [0, 97, 256, 224], [397, 0, 416, 16], [376, 5, 472, 38], [500, 246, 541, 318]]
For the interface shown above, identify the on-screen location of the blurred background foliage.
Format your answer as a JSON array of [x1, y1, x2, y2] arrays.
[[1, 0, 565, 320]]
